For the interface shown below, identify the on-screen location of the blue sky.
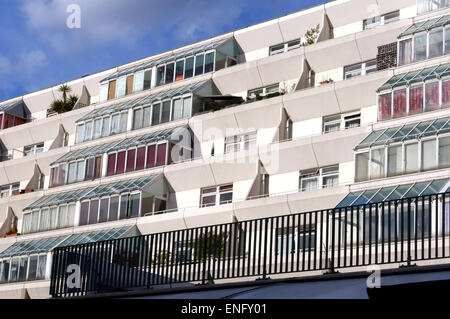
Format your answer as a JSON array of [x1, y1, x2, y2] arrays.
[[0, 0, 323, 102]]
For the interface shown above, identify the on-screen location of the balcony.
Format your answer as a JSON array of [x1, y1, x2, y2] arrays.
[[50, 184, 450, 298]]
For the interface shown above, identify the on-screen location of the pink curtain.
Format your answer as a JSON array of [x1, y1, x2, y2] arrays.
[[136, 147, 146, 170], [107, 153, 117, 176], [409, 85, 423, 114], [156, 143, 167, 167], [379, 93, 392, 120], [116, 151, 126, 174], [425, 82, 440, 110], [126, 149, 136, 172], [146, 145, 156, 168], [393, 90, 407, 118]]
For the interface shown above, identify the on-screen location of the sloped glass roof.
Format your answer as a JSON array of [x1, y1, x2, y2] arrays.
[[355, 116, 450, 150], [80, 176, 155, 200], [52, 141, 119, 165], [25, 188, 96, 210], [377, 63, 450, 92], [0, 226, 138, 258], [101, 37, 232, 82], [77, 80, 208, 123], [0, 100, 24, 113], [25, 175, 159, 211], [335, 179, 449, 208], [399, 13, 450, 38], [52, 126, 185, 165]]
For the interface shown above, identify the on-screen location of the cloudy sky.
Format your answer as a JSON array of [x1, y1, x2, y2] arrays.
[[0, 0, 322, 102]]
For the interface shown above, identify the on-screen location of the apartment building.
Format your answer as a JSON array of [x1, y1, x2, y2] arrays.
[[0, 0, 449, 298]]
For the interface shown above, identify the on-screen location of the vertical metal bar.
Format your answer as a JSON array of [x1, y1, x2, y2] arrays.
[[338, 209, 342, 268], [344, 208, 348, 267], [252, 219, 258, 276], [269, 218, 273, 275], [274, 217, 279, 273], [302, 213, 306, 271], [331, 210, 336, 271], [369, 204, 372, 265], [325, 210, 329, 269], [285, 216, 290, 273], [212, 225, 218, 280], [422, 196, 425, 260], [263, 218, 268, 278], [375, 204, 379, 264], [313, 211, 318, 270], [381, 203, 385, 264], [388, 202, 391, 263], [435, 194, 439, 259], [308, 212, 312, 271], [350, 207, 354, 267], [442, 194, 446, 258], [407, 198, 411, 265], [319, 210, 324, 269], [234, 222, 239, 277], [356, 207, 360, 266], [362, 207, 366, 265], [394, 202, 398, 262]]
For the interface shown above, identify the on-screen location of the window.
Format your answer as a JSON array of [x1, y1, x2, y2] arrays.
[[418, 0, 450, 14], [387, 145, 402, 177], [195, 54, 205, 76], [200, 184, 233, 207], [224, 132, 257, 153], [67, 160, 85, 184], [22, 203, 76, 234], [363, 11, 399, 29], [355, 152, 369, 182], [378, 93, 392, 120], [269, 39, 301, 56], [275, 225, 316, 256], [409, 85, 424, 114], [24, 143, 44, 157], [0, 183, 20, 198], [0, 254, 47, 283], [370, 148, 385, 179], [76, 111, 128, 143], [405, 142, 419, 173], [344, 60, 377, 79], [425, 81, 440, 110], [247, 84, 279, 100], [414, 33, 427, 62], [116, 77, 126, 98], [429, 28, 444, 58], [399, 38, 413, 65], [99, 83, 108, 102], [323, 112, 361, 133], [439, 136, 450, 168], [300, 165, 339, 191], [422, 139, 437, 170], [393, 89, 407, 118]]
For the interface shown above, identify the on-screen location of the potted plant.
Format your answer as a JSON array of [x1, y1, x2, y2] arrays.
[[49, 84, 79, 115], [320, 78, 333, 85]]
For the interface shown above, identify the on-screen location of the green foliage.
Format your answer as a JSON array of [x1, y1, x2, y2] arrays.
[[50, 94, 79, 114], [303, 24, 320, 46], [188, 231, 229, 261]]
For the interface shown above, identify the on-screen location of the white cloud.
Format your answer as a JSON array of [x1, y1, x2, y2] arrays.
[[19, 0, 247, 52]]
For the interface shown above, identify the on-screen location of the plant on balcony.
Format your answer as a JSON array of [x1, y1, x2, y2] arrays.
[[302, 24, 320, 46], [50, 84, 79, 114]]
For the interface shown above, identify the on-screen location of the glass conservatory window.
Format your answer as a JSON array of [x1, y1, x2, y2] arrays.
[[414, 33, 427, 62], [399, 38, 413, 65], [393, 89, 407, 118], [410, 85, 424, 114]]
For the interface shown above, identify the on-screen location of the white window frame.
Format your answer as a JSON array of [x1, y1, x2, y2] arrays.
[[300, 165, 339, 192], [200, 184, 233, 207]]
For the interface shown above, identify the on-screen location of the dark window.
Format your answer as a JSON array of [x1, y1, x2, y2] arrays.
[[126, 149, 136, 172]]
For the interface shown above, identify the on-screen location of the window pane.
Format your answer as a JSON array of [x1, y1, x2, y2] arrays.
[[143, 70, 152, 90], [22, 213, 31, 234], [405, 143, 418, 173], [79, 201, 89, 226], [425, 82, 440, 111], [111, 114, 120, 134], [429, 28, 444, 58], [84, 121, 93, 141], [355, 152, 369, 182], [119, 112, 128, 132], [422, 139, 437, 170], [399, 38, 412, 65], [67, 204, 76, 227], [143, 106, 151, 128], [133, 71, 144, 92], [67, 162, 77, 183], [10, 258, 18, 282], [443, 80, 450, 106], [379, 93, 392, 120], [172, 98, 183, 121], [99, 83, 108, 102], [28, 256, 38, 281], [93, 118, 102, 139], [439, 136, 450, 168], [195, 54, 204, 76], [99, 198, 109, 223], [37, 255, 46, 279], [126, 149, 136, 172], [76, 160, 85, 181], [370, 148, 385, 179], [387, 145, 402, 177], [18, 257, 27, 282], [146, 145, 156, 168], [109, 196, 119, 221], [101, 117, 110, 137], [39, 208, 49, 231], [133, 108, 143, 130], [409, 85, 423, 114], [202, 195, 216, 207], [165, 63, 174, 84], [136, 147, 146, 170], [85, 157, 95, 179], [76, 124, 84, 143], [301, 178, 318, 191], [175, 60, 184, 81], [183, 97, 192, 118], [50, 207, 58, 229], [156, 66, 165, 86], [119, 195, 128, 220], [107, 153, 116, 176], [219, 192, 232, 204], [88, 200, 99, 224], [185, 57, 194, 79], [161, 101, 171, 123], [116, 151, 126, 174], [446, 26, 450, 54], [393, 89, 407, 118], [58, 205, 67, 228], [152, 103, 161, 125], [414, 33, 427, 62], [116, 77, 126, 97], [129, 194, 140, 218], [156, 143, 167, 166], [204, 52, 214, 73]]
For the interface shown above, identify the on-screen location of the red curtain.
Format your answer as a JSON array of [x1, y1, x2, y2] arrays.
[[379, 93, 392, 120], [393, 90, 407, 118], [425, 82, 440, 110], [14, 117, 25, 126], [136, 147, 146, 170], [126, 149, 136, 172], [156, 143, 167, 166], [107, 153, 117, 176], [443, 80, 450, 106], [4, 114, 14, 129], [116, 151, 126, 174], [409, 85, 423, 114], [146, 145, 156, 168]]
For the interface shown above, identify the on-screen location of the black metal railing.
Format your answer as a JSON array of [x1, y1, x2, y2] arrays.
[[50, 192, 450, 297]]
